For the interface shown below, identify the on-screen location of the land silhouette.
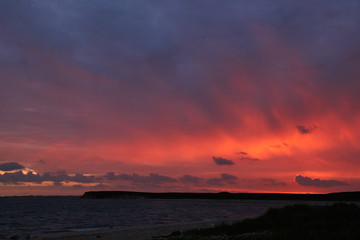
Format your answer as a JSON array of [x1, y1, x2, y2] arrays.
[[81, 190, 360, 201]]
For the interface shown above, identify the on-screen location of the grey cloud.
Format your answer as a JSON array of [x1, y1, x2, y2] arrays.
[[53, 181, 63, 186], [206, 178, 224, 186], [71, 173, 95, 183], [0, 171, 42, 185], [71, 183, 107, 190], [235, 151, 247, 155], [270, 143, 289, 148], [38, 160, 46, 164], [221, 173, 238, 181], [0, 162, 25, 171], [104, 172, 177, 186], [295, 175, 349, 188], [0, 0, 359, 145], [262, 178, 287, 187], [0, 170, 96, 185], [239, 157, 260, 162], [206, 173, 238, 186], [297, 125, 316, 134], [213, 156, 234, 166], [42, 171, 71, 183], [104, 172, 117, 181], [179, 174, 202, 184], [147, 173, 177, 183]]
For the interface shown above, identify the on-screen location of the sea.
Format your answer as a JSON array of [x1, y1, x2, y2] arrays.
[[0, 196, 330, 238]]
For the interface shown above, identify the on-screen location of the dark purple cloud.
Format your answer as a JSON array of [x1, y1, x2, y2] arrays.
[[104, 172, 177, 186], [239, 157, 260, 162], [213, 156, 234, 166], [295, 175, 349, 188], [38, 160, 46, 164], [104, 172, 240, 188], [0, 170, 95, 185], [0, 162, 25, 171], [71, 183, 107, 190], [0, 171, 41, 185], [262, 178, 287, 187], [235, 151, 247, 155], [297, 125, 317, 134], [269, 143, 289, 148], [206, 173, 238, 186], [1, 0, 359, 147], [179, 174, 202, 184]]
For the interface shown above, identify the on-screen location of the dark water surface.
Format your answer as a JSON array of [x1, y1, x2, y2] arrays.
[[0, 196, 317, 237]]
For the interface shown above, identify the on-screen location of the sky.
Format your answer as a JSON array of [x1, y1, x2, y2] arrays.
[[1, 0, 360, 195]]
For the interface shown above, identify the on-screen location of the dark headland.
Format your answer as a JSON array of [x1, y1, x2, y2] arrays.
[[81, 191, 360, 201]]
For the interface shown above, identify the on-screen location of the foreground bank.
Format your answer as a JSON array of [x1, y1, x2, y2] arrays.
[[180, 202, 360, 240]]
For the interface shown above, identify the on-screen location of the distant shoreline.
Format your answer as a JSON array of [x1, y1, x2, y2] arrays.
[[81, 191, 360, 201]]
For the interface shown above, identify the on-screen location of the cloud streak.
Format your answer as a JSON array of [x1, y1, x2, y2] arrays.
[[206, 173, 238, 186], [0, 169, 95, 185], [104, 172, 177, 187], [297, 125, 316, 134], [179, 174, 202, 184], [262, 178, 286, 187], [239, 157, 260, 162], [213, 156, 234, 166], [0, 162, 25, 171], [295, 175, 349, 188]]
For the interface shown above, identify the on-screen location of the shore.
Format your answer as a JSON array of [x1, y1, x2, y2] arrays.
[[28, 220, 229, 240]]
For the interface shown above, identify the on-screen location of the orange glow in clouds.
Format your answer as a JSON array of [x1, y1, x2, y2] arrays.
[[1, 2, 360, 195]]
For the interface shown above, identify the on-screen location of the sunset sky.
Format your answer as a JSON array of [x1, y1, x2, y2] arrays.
[[1, 0, 360, 195]]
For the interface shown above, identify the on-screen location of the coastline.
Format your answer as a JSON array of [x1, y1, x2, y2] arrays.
[[28, 220, 229, 240]]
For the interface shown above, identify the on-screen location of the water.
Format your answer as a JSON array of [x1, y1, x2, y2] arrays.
[[0, 196, 312, 237]]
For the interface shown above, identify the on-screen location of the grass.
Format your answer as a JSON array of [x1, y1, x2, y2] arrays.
[[158, 203, 360, 240]]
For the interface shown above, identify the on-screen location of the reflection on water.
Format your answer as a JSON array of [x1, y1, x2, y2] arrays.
[[0, 196, 327, 237]]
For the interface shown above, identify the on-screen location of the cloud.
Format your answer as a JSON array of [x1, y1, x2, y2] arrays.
[[262, 178, 287, 187], [239, 157, 260, 162], [103, 172, 117, 181], [179, 174, 202, 184], [0, 170, 96, 185], [269, 143, 289, 148], [0, 162, 25, 171], [104, 172, 177, 186], [235, 151, 247, 155], [206, 173, 238, 186], [71, 183, 107, 190], [213, 156, 234, 166], [295, 175, 349, 188], [1, 1, 360, 195], [71, 173, 96, 183], [297, 125, 316, 134], [0, 171, 42, 185]]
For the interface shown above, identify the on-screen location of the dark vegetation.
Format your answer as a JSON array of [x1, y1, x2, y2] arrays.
[[163, 203, 360, 240], [82, 191, 360, 201]]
